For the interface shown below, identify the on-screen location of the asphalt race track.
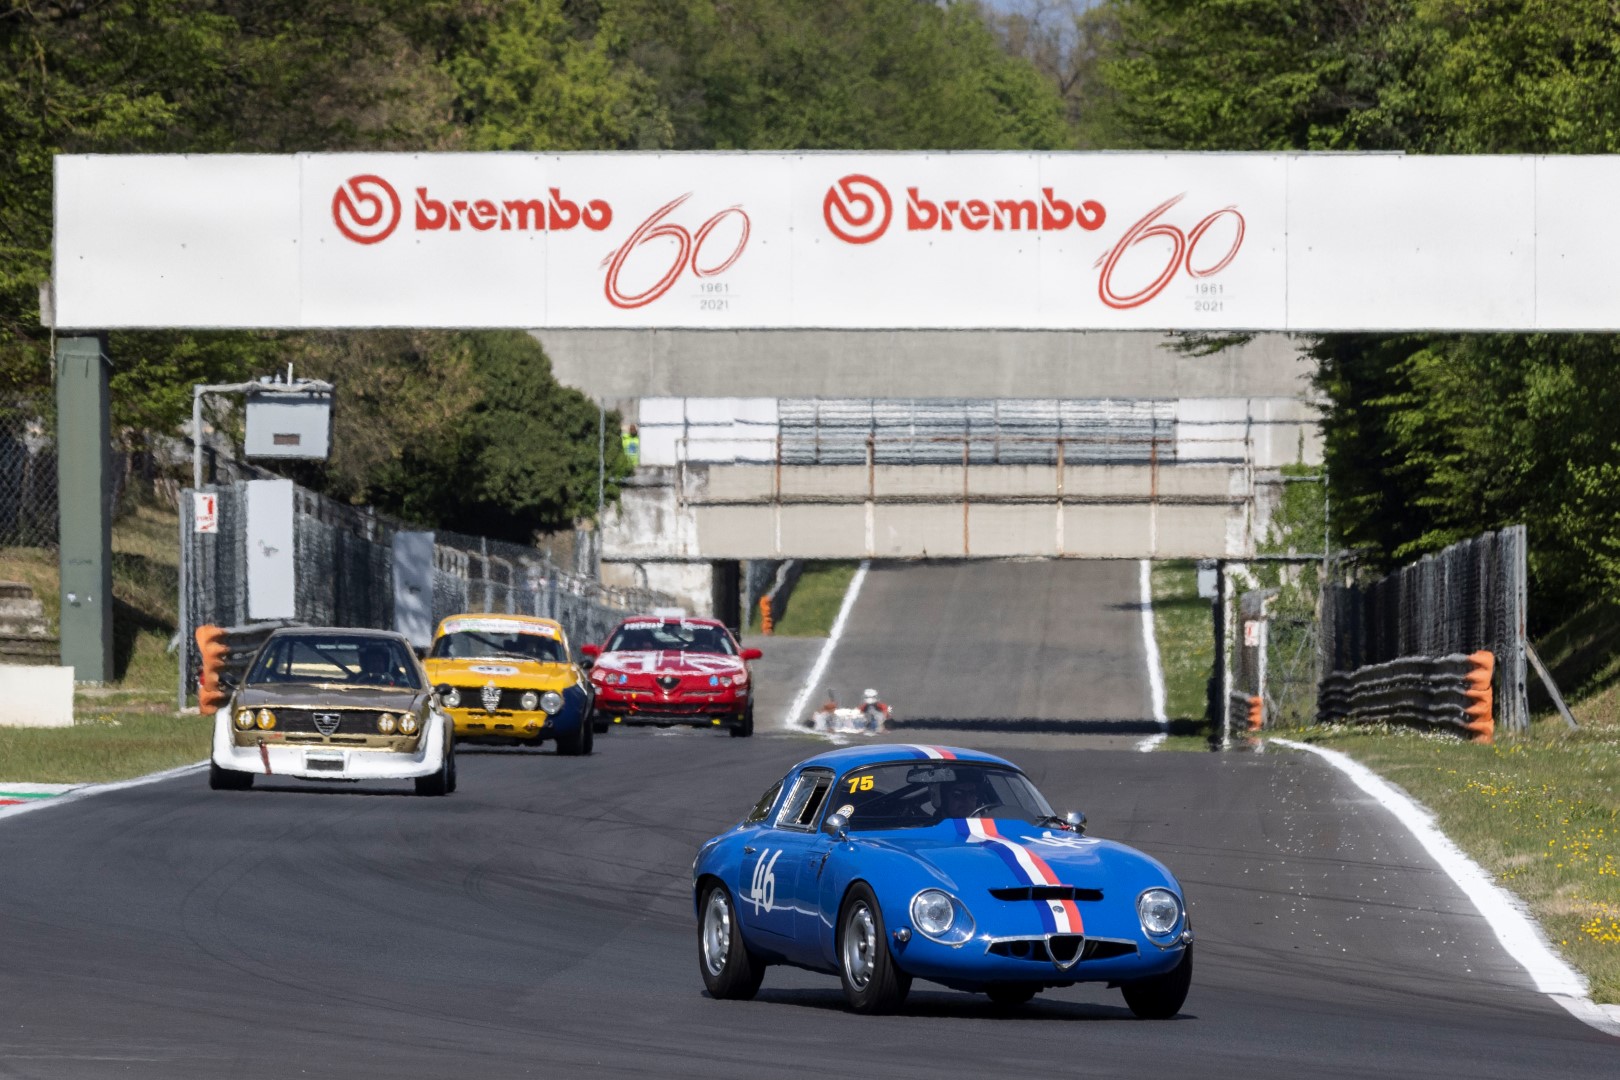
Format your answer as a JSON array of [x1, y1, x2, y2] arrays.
[[1, 561, 1615, 1078], [817, 560, 1157, 735], [2, 734, 1615, 1079]]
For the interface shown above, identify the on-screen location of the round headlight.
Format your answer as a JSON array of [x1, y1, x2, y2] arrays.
[[398, 713, 420, 736], [377, 713, 397, 735], [520, 691, 540, 712], [443, 687, 461, 708], [1138, 888, 1182, 936], [255, 708, 276, 731], [540, 691, 564, 715], [234, 710, 254, 730], [911, 889, 955, 937], [731, 672, 748, 686]]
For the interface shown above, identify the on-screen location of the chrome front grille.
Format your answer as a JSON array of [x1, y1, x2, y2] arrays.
[[985, 935, 1137, 970]]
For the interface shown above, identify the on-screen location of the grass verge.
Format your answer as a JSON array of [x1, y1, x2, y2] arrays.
[[2, 499, 195, 782], [768, 560, 859, 637], [1150, 560, 1214, 746], [1283, 722, 1620, 1004], [0, 692, 208, 783]]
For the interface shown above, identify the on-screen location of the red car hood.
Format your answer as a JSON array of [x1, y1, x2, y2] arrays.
[[593, 650, 746, 677]]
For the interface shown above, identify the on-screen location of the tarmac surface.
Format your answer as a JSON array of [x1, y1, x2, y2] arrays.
[[0, 562, 1613, 1078]]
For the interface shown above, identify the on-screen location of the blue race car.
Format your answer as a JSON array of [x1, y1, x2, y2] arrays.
[[693, 744, 1193, 1015]]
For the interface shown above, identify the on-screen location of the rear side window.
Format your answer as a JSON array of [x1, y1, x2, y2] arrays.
[[775, 770, 834, 831], [744, 781, 783, 825]]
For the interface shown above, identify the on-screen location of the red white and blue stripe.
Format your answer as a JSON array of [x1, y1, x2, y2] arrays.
[[955, 816, 1084, 935]]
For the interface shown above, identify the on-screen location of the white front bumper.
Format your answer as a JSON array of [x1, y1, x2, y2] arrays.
[[211, 709, 448, 781]]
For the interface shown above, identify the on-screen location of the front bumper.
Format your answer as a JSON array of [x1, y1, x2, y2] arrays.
[[592, 688, 746, 726], [212, 711, 447, 781], [446, 707, 567, 740], [892, 928, 1190, 988]]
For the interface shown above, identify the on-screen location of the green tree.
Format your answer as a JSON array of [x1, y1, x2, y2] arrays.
[[608, 0, 1069, 149]]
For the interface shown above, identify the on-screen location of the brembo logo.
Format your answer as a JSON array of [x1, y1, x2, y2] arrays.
[[821, 174, 1107, 243], [414, 187, 612, 233], [823, 174, 892, 244], [330, 177, 612, 242], [332, 175, 402, 244]]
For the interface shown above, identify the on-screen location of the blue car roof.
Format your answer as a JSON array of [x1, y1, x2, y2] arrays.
[[790, 743, 1018, 773]]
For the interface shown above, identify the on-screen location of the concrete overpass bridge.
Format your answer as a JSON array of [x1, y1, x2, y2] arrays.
[[537, 329, 1321, 612]]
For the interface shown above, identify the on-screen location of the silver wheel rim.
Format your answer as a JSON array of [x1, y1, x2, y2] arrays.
[[702, 890, 732, 977], [843, 902, 877, 990]]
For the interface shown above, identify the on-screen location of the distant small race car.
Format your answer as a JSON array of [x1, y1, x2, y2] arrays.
[[692, 744, 1193, 1015], [209, 627, 455, 796], [423, 614, 595, 755], [583, 616, 761, 737]]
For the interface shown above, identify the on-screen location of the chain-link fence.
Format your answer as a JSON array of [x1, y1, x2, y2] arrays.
[[1321, 525, 1529, 733], [1232, 589, 1321, 731], [180, 481, 674, 705], [1, 411, 58, 549]]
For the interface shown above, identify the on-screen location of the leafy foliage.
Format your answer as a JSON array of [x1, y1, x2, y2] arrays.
[[1084, 0, 1620, 618], [2, 0, 1066, 538]]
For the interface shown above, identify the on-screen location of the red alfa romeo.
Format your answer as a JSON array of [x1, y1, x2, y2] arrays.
[[583, 616, 762, 737]]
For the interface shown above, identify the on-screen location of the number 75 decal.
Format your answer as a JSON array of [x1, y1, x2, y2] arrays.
[[749, 849, 781, 914]]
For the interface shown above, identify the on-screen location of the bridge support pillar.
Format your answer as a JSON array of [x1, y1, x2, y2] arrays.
[[55, 333, 114, 683], [710, 560, 741, 635]]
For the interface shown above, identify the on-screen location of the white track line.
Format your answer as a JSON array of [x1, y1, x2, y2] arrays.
[[0, 760, 207, 824], [1135, 559, 1170, 752], [1272, 737, 1620, 1039], [781, 560, 870, 731]]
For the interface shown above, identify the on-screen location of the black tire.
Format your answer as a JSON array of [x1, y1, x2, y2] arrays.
[[836, 883, 911, 1014], [555, 718, 589, 756], [415, 732, 454, 796], [730, 703, 754, 738], [697, 882, 764, 1000], [1121, 944, 1192, 1019], [209, 762, 252, 791], [985, 983, 1040, 1007]]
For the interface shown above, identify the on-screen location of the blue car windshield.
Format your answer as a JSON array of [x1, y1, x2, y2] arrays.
[[831, 763, 1056, 832]]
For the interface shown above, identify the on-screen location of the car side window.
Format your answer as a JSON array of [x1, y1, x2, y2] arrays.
[[774, 770, 833, 831], [744, 781, 783, 825]]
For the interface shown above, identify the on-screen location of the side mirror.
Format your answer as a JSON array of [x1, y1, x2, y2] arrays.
[[1064, 811, 1087, 835], [825, 812, 850, 840], [580, 644, 602, 658], [741, 647, 763, 661]]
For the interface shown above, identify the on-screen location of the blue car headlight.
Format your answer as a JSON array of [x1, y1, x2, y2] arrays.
[[910, 889, 975, 945], [1137, 888, 1183, 937]]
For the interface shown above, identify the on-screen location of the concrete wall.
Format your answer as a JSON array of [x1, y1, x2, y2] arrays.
[[537, 330, 1316, 400], [602, 461, 1261, 562]]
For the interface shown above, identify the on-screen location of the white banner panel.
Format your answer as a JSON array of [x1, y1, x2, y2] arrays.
[[50, 152, 1620, 331]]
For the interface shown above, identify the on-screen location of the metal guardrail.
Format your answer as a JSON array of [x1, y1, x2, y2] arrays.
[[1317, 652, 1495, 742]]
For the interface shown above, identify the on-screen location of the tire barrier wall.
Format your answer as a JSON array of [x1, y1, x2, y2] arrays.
[[1317, 651, 1496, 743], [1321, 525, 1527, 734]]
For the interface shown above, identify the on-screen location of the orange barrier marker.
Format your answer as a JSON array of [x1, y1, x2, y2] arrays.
[[759, 596, 774, 636], [195, 625, 230, 714], [1247, 695, 1263, 732], [1462, 649, 1495, 744]]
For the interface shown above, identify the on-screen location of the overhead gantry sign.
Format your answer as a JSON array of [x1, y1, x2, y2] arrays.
[[51, 152, 1620, 332]]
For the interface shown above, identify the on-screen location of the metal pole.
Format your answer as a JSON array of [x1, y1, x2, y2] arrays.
[[597, 402, 605, 579], [177, 496, 188, 712], [192, 387, 204, 491]]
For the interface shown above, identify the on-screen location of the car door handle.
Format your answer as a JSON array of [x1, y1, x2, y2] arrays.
[[743, 846, 757, 855]]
